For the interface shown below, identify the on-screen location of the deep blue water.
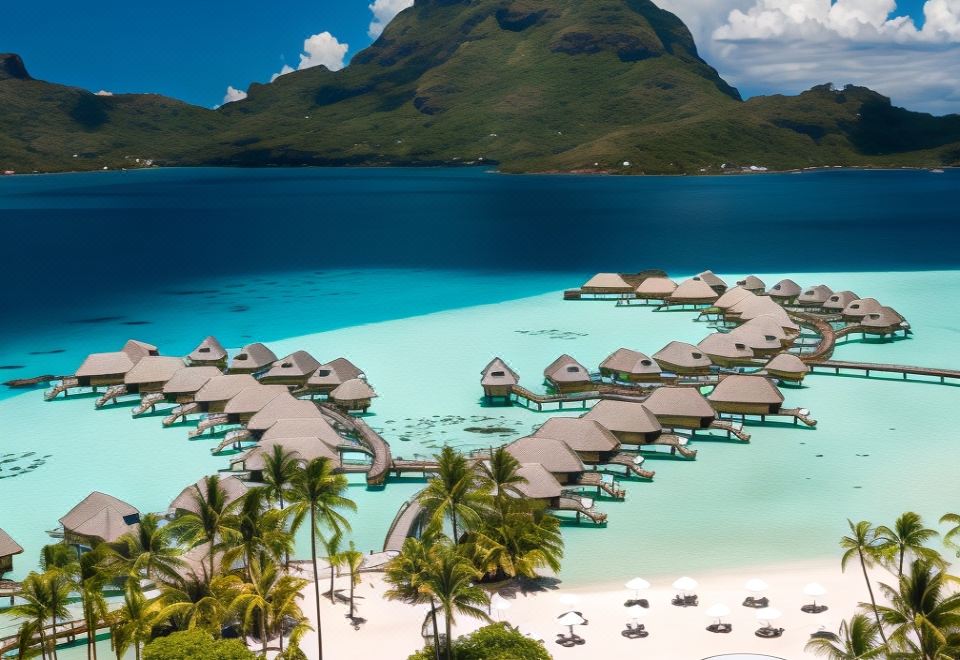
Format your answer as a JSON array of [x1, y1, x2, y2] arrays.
[[0, 166, 957, 390]]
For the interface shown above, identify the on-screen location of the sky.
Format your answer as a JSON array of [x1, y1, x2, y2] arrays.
[[2, 0, 960, 114]]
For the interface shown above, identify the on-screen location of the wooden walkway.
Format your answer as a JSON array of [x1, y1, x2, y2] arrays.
[[382, 494, 426, 552], [163, 401, 199, 426], [575, 471, 626, 499], [95, 384, 128, 408], [643, 434, 698, 458], [132, 392, 165, 416], [319, 403, 392, 486], [556, 496, 607, 524], [808, 359, 960, 384], [708, 420, 752, 442], [0, 618, 112, 656], [189, 413, 230, 437], [44, 377, 79, 400], [606, 452, 656, 480]]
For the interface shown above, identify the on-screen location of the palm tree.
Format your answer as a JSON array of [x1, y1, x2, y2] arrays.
[[875, 559, 960, 659], [940, 513, 960, 557], [322, 533, 344, 604], [262, 445, 299, 509], [10, 570, 71, 660], [14, 620, 41, 659], [287, 457, 356, 660], [155, 572, 241, 637], [383, 528, 443, 660], [169, 475, 240, 578], [804, 613, 886, 659], [109, 512, 184, 582], [39, 544, 76, 574], [340, 542, 364, 620], [477, 446, 526, 507], [112, 583, 158, 660], [876, 512, 941, 576], [230, 555, 309, 655], [470, 499, 563, 581], [75, 550, 109, 660], [840, 520, 888, 645], [419, 446, 483, 545], [223, 487, 294, 581], [418, 543, 490, 660]]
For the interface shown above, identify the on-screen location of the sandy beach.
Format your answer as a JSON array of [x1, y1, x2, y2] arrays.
[[295, 556, 889, 660]]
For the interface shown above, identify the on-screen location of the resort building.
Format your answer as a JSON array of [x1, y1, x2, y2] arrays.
[[766, 279, 802, 303], [512, 463, 564, 508], [842, 298, 883, 323], [764, 353, 810, 383], [187, 336, 228, 368], [506, 436, 587, 485], [862, 307, 908, 336], [708, 375, 785, 416], [726, 325, 784, 356], [304, 358, 365, 395], [697, 333, 755, 367], [635, 276, 677, 300], [169, 475, 248, 516], [543, 354, 594, 393], [581, 400, 662, 444], [643, 387, 716, 429], [59, 492, 140, 547], [580, 273, 634, 295], [0, 528, 23, 577], [480, 357, 520, 400], [73, 339, 159, 387], [259, 417, 345, 448], [221, 384, 289, 422], [161, 366, 223, 404], [123, 356, 185, 394], [245, 394, 324, 433], [228, 343, 277, 374], [599, 348, 662, 383], [231, 437, 341, 481], [533, 417, 620, 463], [736, 275, 766, 294], [713, 287, 755, 311], [260, 351, 322, 387], [195, 375, 260, 413], [694, 270, 728, 294], [797, 285, 834, 308], [726, 295, 785, 322], [652, 341, 713, 376], [329, 378, 378, 413], [823, 290, 860, 312], [667, 278, 720, 305], [737, 315, 792, 343]]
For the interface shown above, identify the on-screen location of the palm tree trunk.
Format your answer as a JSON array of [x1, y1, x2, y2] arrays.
[[858, 551, 888, 645], [310, 507, 324, 660], [349, 572, 355, 619], [898, 546, 905, 577], [451, 511, 459, 546], [208, 538, 216, 579], [329, 564, 336, 604], [260, 610, 268, 655], [135, 642, 140, 660], [51, 617, 58, 660], [38, 622, 48, 660], [429, 599, 440, 660], [444, 606, 453, 660]]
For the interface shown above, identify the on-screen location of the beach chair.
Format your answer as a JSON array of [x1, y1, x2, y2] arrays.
[[706, 623, 733, 634], [801, 604, 829, 614], [671, 593, 698, 607], [621, 623, 649, 639], [743, 596, 770, 608], [755, 626, 785, 638]]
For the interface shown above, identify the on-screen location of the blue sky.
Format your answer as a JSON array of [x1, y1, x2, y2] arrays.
[[3, 0, 959, 113]]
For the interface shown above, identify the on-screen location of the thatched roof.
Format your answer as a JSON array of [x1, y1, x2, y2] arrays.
[[727, 325, 782, 352], [767, 279, 802, 298], [261, 418, 343, 447], [246, 395, 323, 432], [652, 341, 713, 370], [635, 277, 677, 296], [221, 383, 288, 413], [709, 375, 784, 405], [823, 291, 860, 311], [698, 333, 754, 360], [75, 339, 157, 378], [583, 400, 661, 435], [188, 336, 227, 363], [714, 287, 755, 310], [738, 315, 789, 340], [765, 353, 810, 375], [736, 275, 766, 291], [307, 358, 364, 387], [728, 294, 783, 317], [534, 417, 620, 452], [544, 355, 591, 384], [235, 437, 340, 472], [643, 388, 715, 419], [263, 351, 321, 379], [330, 379, 377, 401], [481, 357, 519, 386], [0, 528, 23, 557], [124, 356, 185, 385], [600, 348, 661, 376], [863, 307, 905, 328], [59, 492, 139, 543], [163, 366, 223, 395], [694, 270, 727, 289], [506, 436, 585, 474], [513, 463, 563, 500], [195, 375, 260, 404], [843, 298, 883, 317], [798, 285, 834, 305], [229, 343, 277, 371], [169, 475, 248, 515], [669, 278, 719, 302], [581, 273, 633, 292]]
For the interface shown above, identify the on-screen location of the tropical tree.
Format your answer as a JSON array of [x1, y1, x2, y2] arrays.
[[155, 571, 242, 637], [477, 447, 526, 508], [13, 620, 41, 660], [223, 487, 294, 581], [875, 559, 960, 659], [262, 445, 299, 509], [75, 550, 109, 660], [419, 446, 483, 545], [804, 613, 886, 659], [418, 543, 490, 660], [384, 528, 444, 660], [876, 512, 941, 576], [109, 513, 184, 582], [169, 475, 240, 578], [321, 533, 343, 604], [112, 583, 160, 660], [39, 544, 77, 574], [10, 570, 71, 660], [940, 513, 960, 557], [230, 555, 310, 655], [469, 498, 563, 581], [840, 520, 888, 645], [142, 629, 256, 660], [287, 457, 356, 660], [339, 542, 364, 620]]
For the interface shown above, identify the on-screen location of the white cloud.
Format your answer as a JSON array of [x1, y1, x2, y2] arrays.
[[368, 0, 414, 38], [223, 86, 248, 104], [95, 90, 113, 96], [270, 65, 294, 82], [298, 32, 349, 71]]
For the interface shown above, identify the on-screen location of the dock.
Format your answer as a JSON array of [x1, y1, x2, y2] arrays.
[[807, 359, 960, 384], [383, 493, 426, 552], [556, 495, 607, 524], [318, 403, 393, 486]]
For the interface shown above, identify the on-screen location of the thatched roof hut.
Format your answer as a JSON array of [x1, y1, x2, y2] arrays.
[[767, 279, 802, 301], [823, 291, 860, 312], [0, 528, 23, 574], [162, 366, 223, 400], [187, 336, 228, 367], [708, 375, 784, 415], [643, 387, 715, 429], [74, 339, 159, 386], [714, 287, 755, 310], [698, 334, 755, 366], [233, 437, 340, 475], [246, 395, 323, 432], [727, 294, 783, 319], [513, 463, 563, 503], [727, 325, 783, 354], [261, 418, 344, 448], [195, 375, 260, 412], [738, 315, 790, 341], [599, 348, 661, 382], [652, 341, 713, 375], [842, 298, 883, 322], [306, 358, 365, 393], [261, 351, 322, 385], [221, 384, 289, 419], [764, 353, 810, 382], [59, 492, 140, 546], [635, 277, 678, 300], [798, 285, 834, 306], [480, 357, 519, 397], [329, 379, 378, 412], [736, 276, 766, 294], [228, 343, 277, 374], [543, 355, 593, 393], [582, 400, 662, 444], [862, 307, 907, 334], [506, 436, 585, 484], [169, 475, 248, 516], [667, 278, 719, 304], [124, 356, 185, 393], [694, 270, 727, 293], [581, 273, 634, 294], [534, 417, 620, 460]]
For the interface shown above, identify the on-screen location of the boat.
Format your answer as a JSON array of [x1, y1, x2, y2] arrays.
[[931, 168, 945, 174]]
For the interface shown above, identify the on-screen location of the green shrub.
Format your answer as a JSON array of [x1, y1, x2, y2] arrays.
[[143, 629, 258, 660], [408, 623, 551, 660]]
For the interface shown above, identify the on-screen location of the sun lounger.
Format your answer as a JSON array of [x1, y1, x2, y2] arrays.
[[671, 594, 699, 607], [621, 623, 649, 639], [743, 596, 769, 608], [624, 598, 650, 608], [706, 623, 733, 634], [801, 604, 829, 614], [755, 626, 784, 638], [555, 633, 586, 647]]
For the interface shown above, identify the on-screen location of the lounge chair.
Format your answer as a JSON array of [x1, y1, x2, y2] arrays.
[[555, 633, 586, 647], [671, 594, 699, 607], [624, 598, 650, 608], [755, 626, 784, 638], [743, 596, 769, 608], [810, 629, 839, 641], [621, 623, 649, 639], [801, 604, 829, 614], [706, 623, 733, 634]]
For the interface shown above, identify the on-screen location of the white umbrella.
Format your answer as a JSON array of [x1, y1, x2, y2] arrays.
[[673, 576, 698, 592], [625, 604, 649, 620], [745, 578, 769, 593], [490, 594, 511, 620], [557, 610, 586, 637], [705, 603, 731, 621], [625, 577, 651, 599], [804, 582, 827, 597], [756, 607, 782, 626], [559, 593, 580, 606]]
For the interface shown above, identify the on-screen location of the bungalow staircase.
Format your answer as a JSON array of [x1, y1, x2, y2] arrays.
[[556, 495, 607, 524], [44, 377, 79, 400], [132, 392, 165, 417], [95, 384, 128, 409], [211, 429, 254, 454], [607, 452, 656, 480], [163, 402, 199, 427], [188, 413, 229, 438]]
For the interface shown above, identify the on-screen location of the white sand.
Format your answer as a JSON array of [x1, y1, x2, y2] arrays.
[[295, 557, 889, 660]]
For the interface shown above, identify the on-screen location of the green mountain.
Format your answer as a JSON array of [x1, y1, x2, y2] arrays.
[[3, 0, 960, 174]]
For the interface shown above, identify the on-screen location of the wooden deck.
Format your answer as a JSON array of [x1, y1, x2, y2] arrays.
[[95, 383, 128, 408], [606, 452, 656, 480], [0, 617, 111, 656], [576, 471, 626, 499], [188, 413, 230, 437], [319, 403, 393, 486], [555, 496, 607, 524], [44, 377, 79, 400], [645, 434, 698, 458], [382, 494, 426, 552], [132, 392, 165, 416], [808, 359, 960, 384], [708, 420, 752, 442]]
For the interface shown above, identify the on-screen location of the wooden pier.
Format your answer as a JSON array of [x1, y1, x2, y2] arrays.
[[383, 494, 426, 552], [318, 403, 393, 486], [807, 359, 960, 384], [606, 452, 656, 480], [0, 617, 112, 657], [188, 413, 230, 437]]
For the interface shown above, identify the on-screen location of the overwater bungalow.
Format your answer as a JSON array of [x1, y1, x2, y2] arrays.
[[543, 355, 594, 393], [726, 295, 784, 322], [169, 475, 248, 516], [581, 273, 634, 295], [694, 270, 727, 294], [842, 297, 883, 323], [305, 357, 365, 395], [512, 463, 564, 508], [767, 279, 802, 303], [727, 325, 784, 356], [124, 356, 185, 395], [260, 351, 322, 387], [162, 366, 223, 404], [797, 285, 834, 308], [666, 278, 719, 306], [582, 400, 662, 444], [245, 394, 324, 433], [652, 341, 713, 376], [635, 277, 678, 300], [480, 357, 520, 400], [533, 417, 620, 463], [713, 287, 755, 311], [0, 528, 23, 576], [599, 348, 662, 383], [697, 333, 755, 367], [329, 378, 378, 412], [823, 291, 860, 312], [506, 436, 586, 485], [861, 307, 909, 336], [187, 336, 228, 368], [228, 343, 278, 374], [231, 437, 341, 481], [708, 375, 784, 416], [736, 276, 766, 294], [738, 315, 791, 342], [59, 492, 140, 548], [195, 374, 261, 413], [764, 353, 810, 383], [260, 417, 344, 448], [643, 387, 716, 429], [74, 339, 159, 388]]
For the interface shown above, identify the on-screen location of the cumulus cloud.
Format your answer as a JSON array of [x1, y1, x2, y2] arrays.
[[368, 0, 414, 38], [95, 90, 113, 96], [271, 65, 294, 82], [223, 86, 248, 104], [298, 31, 349, 71]]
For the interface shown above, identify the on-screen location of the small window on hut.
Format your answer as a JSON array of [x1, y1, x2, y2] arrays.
[[199, 347, 211, 353], [566, 366, 581, 373], [491, 370, 505, 377], [692, 352, 703, 359]]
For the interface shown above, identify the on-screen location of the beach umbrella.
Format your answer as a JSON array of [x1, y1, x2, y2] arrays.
[[804, 582, 827, 597], [559, 593, 581, 606], [745, 578, 769, 593], [705, 603, 731, 621], [557, 611, 586, 637], [755, 607, 782, 626], [625, 577, 651, 599], [490, 593, 511, 620], [673, 576, 698, 593]]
